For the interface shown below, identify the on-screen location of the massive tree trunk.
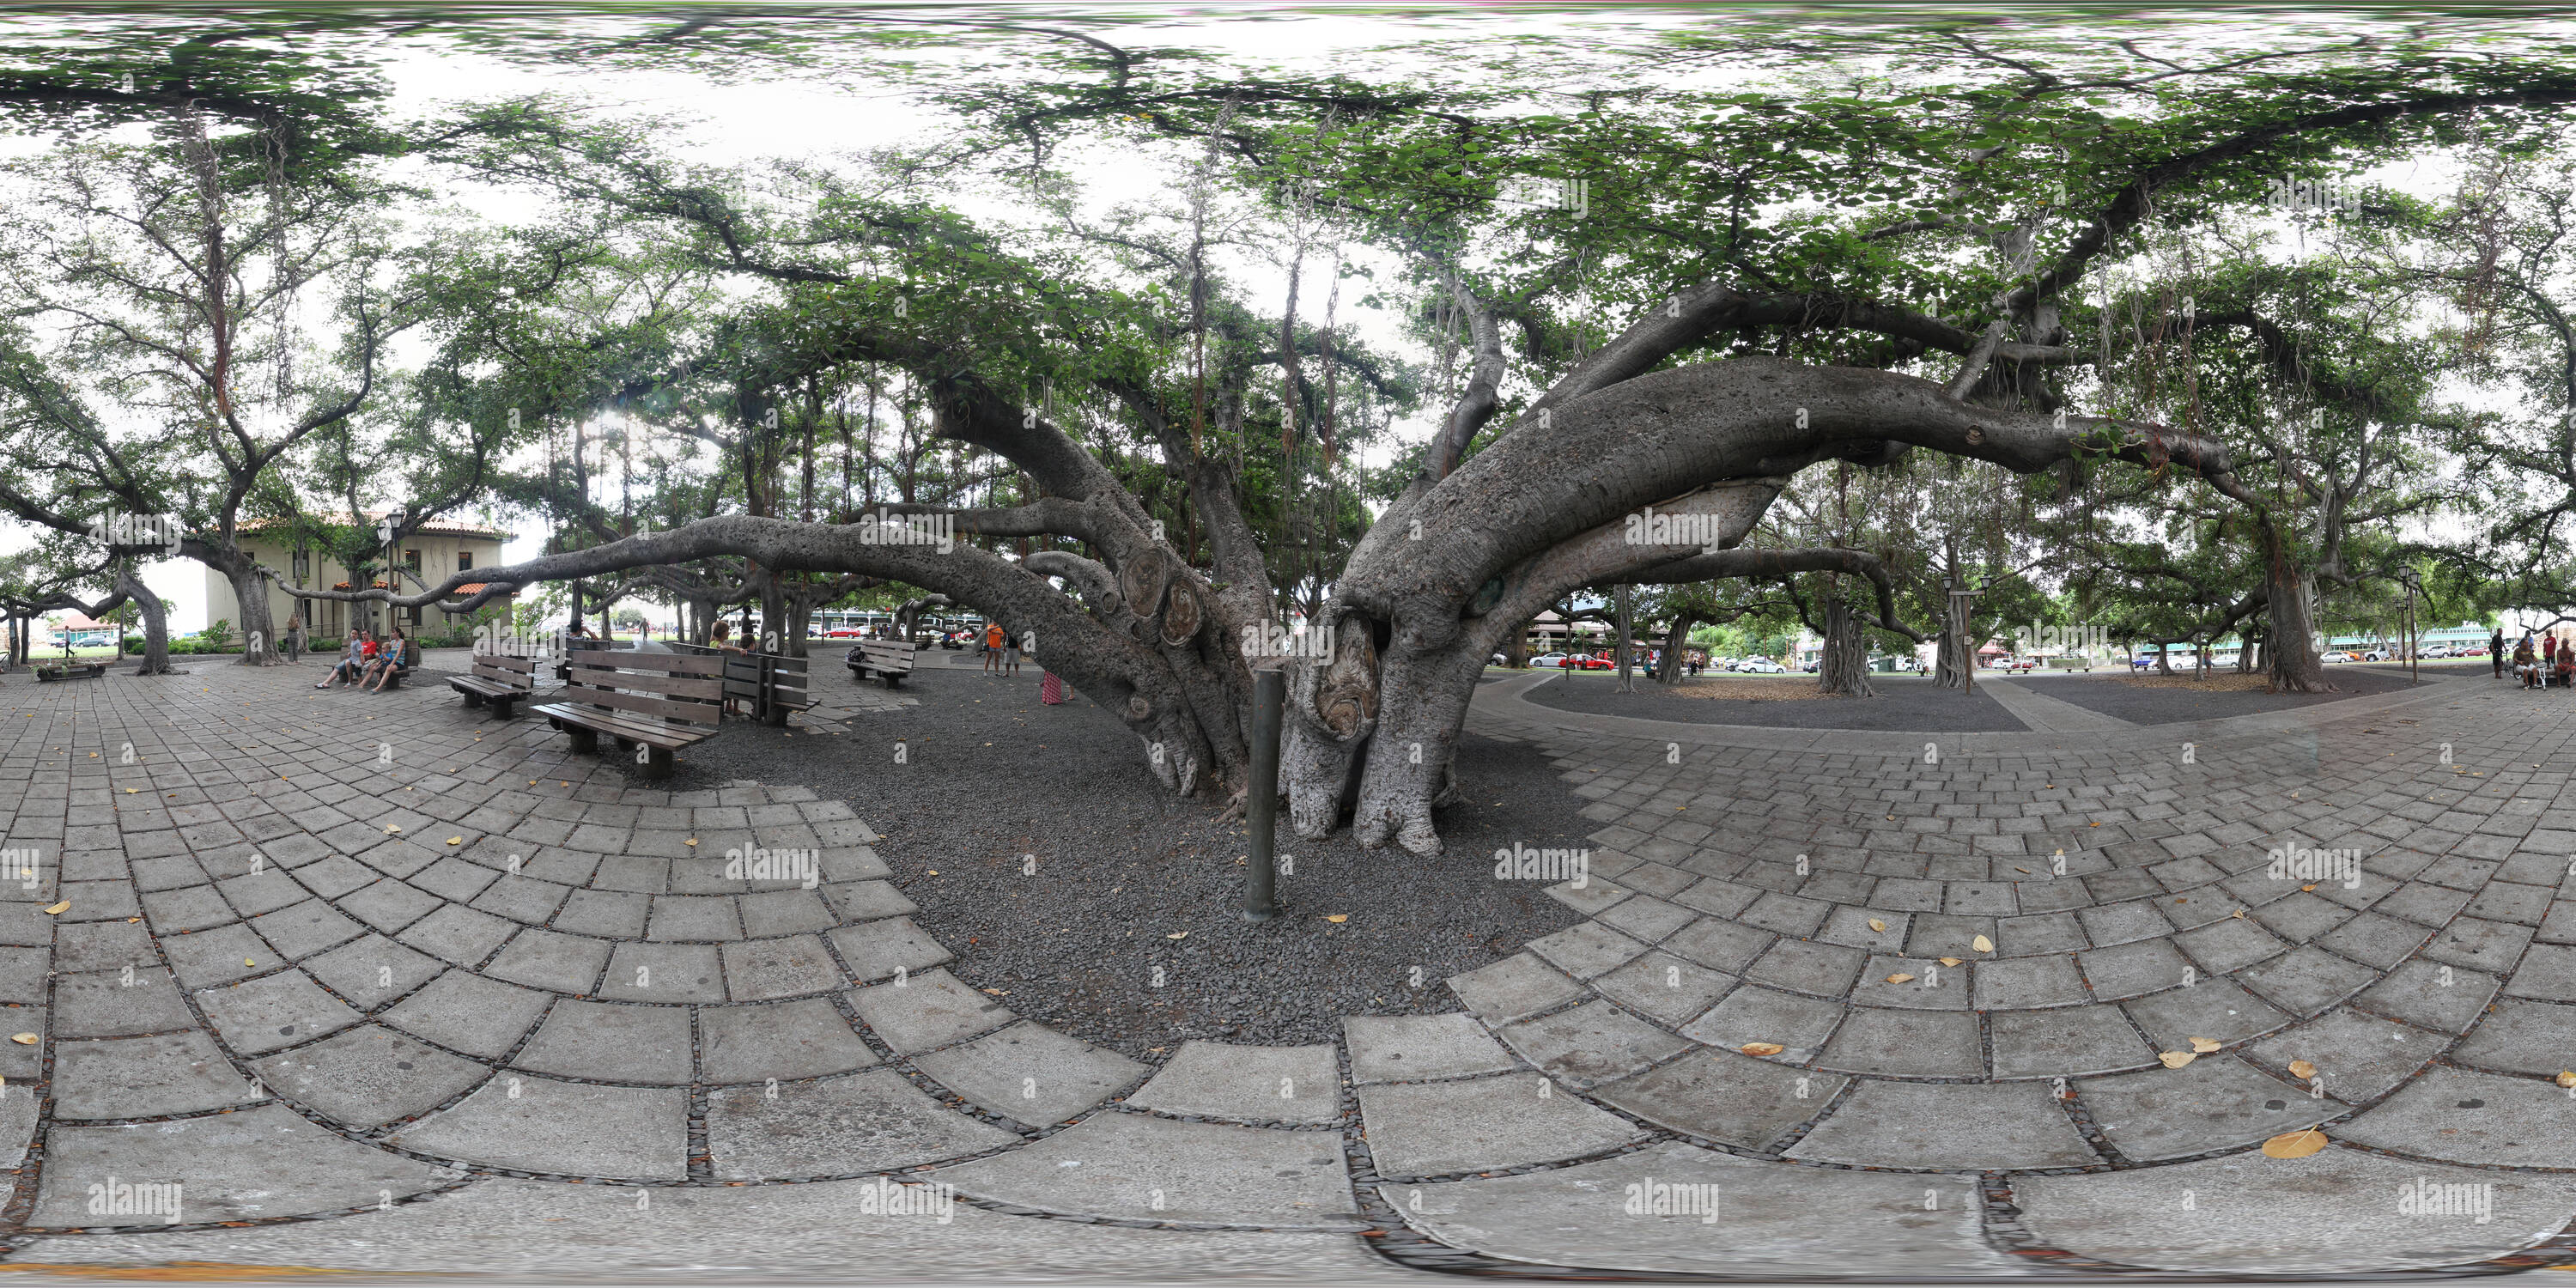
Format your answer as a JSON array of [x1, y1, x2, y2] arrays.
[[119, 569, 172, 676], [215, 558, 282, 665], [2263, 556, 2332, 693], [1657, 614, 1698, 685], [1817, 592, 1874, 697]]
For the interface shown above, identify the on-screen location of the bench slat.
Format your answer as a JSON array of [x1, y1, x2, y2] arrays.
[[531, 703, 712, 749], [561, 683, 722, 726], [565, 663, 726, 700]]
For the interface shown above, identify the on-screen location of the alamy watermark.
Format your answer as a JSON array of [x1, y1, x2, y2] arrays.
[[1623, 506, 1727, 553], [1496, 175, 1589, 218], [2013, 620, 2111, 659], [87, 1176, 181, 1224], [850, 507, 956, 555], [2268, 845, 2362, 890], [723, 841, 819, 890], [1241, 620, 1334, 662], [2268, 175, 2363, 216], [854, 1177, 956, 1224], [1493, 841, 1588, 888], [1623, 1177, 1719, 1224], [85, 512, 182, 554], [2396, 1177, 2493, 1224]]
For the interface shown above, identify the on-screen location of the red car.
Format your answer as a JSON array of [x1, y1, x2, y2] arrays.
[[1573, 654, 1618, 671], [823, 627, 866, 639]]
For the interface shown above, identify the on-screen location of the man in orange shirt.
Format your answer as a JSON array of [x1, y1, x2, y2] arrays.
[[983, 620, 1005, 673]]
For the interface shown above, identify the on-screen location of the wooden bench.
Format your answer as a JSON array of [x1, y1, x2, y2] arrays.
[[531, 647, 723, 780], [849, 639, 916, 689], [450, 651, 536, 719], [35, 662, 107, 683], [726, 651, 811, 726]]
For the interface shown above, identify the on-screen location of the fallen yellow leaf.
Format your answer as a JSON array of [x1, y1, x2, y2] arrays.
[[1885, 973, 1916, 984], [2262, 1128, 2329, 1158], [2300, 884, 2317, 892], [1971, 934, 1994, 953], [1868, 918, 1887, 933], [385, 825, 401, 834], [2232, 908, 2246, 920], [1938, 957, 1965, 967], [8, 1034, 33, 1046], [2190, 1036, 2221, 1053], [2288, 1060, 2318, 1079], [445, 837, 462, 846], [1167, 931, 1188, 939], [1324, 914, 1349, 923], [244, 959, 254, 967], [2159, 1050, 2196, 1068], [684, 838, 699, 847], [41, 902, 68, 916], [1741, 1042, 1784, 1056], [2557, 1071, 2576, 1090]]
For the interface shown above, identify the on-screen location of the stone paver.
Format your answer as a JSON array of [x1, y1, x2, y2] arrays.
[[933, 1112, 1361, 1230], [2017, 1145, 2576, 1273], [1356, 1073, 1646, 1177], [1126, 1041, 1340, 1125], [1384, 1140, 2014, 1278], [706, 1068, 1018, 1179]]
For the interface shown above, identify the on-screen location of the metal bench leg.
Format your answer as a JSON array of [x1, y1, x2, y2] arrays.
[[566, 726, 599, 755], [490, 696, 517, 721], [461, 690, 486, 708]]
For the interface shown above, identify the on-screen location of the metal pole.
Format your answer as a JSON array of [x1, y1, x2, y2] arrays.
[[1244, 666, 1285, 923]]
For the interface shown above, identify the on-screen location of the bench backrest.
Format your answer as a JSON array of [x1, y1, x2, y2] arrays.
[[860, 639, 917, 668], [472, 651, 537, 692], [562, 646, 725, 732], [717, 649, 810, 711]]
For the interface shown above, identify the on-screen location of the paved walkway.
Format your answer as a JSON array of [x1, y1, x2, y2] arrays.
[[0, 659, 2564, 1279], [1976, 678, 2138, 732]]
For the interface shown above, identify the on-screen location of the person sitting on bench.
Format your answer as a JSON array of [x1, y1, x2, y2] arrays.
[[363, 628, 411, 692], [2515, 635, 2539, 688], [317, 632, 374, 689]]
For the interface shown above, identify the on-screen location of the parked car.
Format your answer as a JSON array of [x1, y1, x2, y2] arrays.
[[823, 626, 866, 639], [2131, 654, 2160, 671], [2001, 657, 2038, 671], [1530, 653, 1570, 668], [1737, 658, 1786, 674], [1573, 654, 1617, 671], [1489, 653, 1508, 666], [1801, 660, 1820, 673], [2420, 644, 2454, 659], [2362, 647, 2395, 662], [2323, 650, 2360, 663]]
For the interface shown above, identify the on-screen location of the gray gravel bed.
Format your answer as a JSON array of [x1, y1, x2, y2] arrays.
[[2022, 665, 2449, 725], [667, 660, 1589, 1060], [1521, 670, 2026, 732]]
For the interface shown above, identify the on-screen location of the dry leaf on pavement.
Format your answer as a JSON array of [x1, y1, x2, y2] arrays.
[[2262, 1129, 2329, 1158]]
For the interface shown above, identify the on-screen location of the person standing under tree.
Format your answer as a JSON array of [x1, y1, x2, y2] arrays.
[[2494, 627, 2506, 678], [983, 619, 1005, 674]]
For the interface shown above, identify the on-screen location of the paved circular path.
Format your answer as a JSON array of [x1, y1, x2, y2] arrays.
[[0, 659, 2567, 1279]]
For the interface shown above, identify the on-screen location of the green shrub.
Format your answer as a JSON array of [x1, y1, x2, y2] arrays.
[[201, 618, 234, 650]]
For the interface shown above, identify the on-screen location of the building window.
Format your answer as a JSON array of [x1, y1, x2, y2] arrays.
[[457, 550, 473, 571], [403, 605, 422, 625], [404, 549, 422, 573]]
